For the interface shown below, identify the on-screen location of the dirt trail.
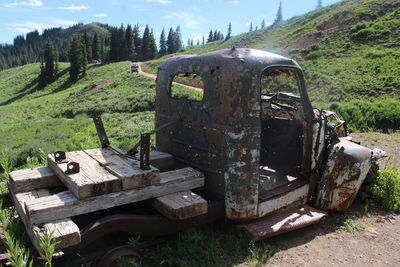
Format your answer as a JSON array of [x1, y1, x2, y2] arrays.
[[134, 62, 204, 92]]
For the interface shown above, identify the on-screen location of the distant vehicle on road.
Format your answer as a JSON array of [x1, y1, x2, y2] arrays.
[[131, 63, 139, 73]]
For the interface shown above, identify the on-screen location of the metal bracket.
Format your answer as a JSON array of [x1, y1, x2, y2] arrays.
[[140, 133, 150, 170], [65, 162, 80, 174], [93, 116, 110, 148], [54, 151, 67, 163]]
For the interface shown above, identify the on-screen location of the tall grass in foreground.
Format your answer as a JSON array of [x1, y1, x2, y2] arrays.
[[0, 147, 58, 266]]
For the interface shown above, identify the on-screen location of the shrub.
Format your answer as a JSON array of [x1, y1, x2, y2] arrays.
[[316, 99, 400, 132], [367, 168, 400, 212]]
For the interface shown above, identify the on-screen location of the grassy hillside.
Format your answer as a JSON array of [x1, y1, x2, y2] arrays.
[[142, 0, 400, 102], [0, 62, 157, 168]]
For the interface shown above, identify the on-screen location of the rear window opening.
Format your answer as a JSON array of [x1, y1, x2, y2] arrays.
[[170, 72, 204, 101]]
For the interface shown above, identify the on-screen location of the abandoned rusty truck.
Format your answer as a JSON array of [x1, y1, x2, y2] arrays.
[[4, 48, 385, 265]]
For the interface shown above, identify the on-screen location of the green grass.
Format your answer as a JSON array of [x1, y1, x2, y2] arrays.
[[142, 226, 272, 267]]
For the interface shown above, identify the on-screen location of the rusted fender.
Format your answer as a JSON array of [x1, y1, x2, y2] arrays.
[[314, 138, 385, 211]]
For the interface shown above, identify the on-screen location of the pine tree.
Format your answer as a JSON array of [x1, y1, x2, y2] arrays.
[[125, 24, 136, 61], [44, 40, 56, 83], [92, 33, 100, 61], [261, 19, 266, 29], [225, 22, 232, 40], [202, 35, 205, 45], [39, 40, 56, 87], [133, 24, 141, 60], [274, 1, 283, 25], [117, 25, 125, 61], [141, 25, 157, 60], [255, 26, 258, 31], [317, 0, 322, 8], [196, 39, 200, 46], [213, 30, 218, 41], [100, 39, 104, 62], [69, 34, 86, 80], [207, 30, 213, 43], [83, 31, 92, 62], [109, 28, 119, 62], [174, 26, 182, 53], [166, 27, 175, 54], [159, 28, 167, 57], [249, 22, 253, 32]]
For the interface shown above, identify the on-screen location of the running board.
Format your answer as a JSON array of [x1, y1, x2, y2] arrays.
[[237, 205, 327, 241]]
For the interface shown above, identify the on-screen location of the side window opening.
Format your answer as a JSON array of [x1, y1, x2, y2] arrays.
[[170, 72, 204, 101]]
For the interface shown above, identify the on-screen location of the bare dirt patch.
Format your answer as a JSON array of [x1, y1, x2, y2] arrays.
[[268, 204, 400, 267], [84, 79, 118, 95], [351, 132, 400, 172]]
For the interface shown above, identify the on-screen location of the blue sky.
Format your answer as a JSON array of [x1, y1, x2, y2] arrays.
[[0, 0, 341, 45]]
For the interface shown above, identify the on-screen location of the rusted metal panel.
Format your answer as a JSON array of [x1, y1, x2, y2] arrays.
[[257, 184, 309, 217], [314, 138, 373, 211], [238, 205, 327, 241], [155, 48, 314, 220], [224, 128, 260, 219]]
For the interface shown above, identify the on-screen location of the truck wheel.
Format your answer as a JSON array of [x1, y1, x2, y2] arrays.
[[97, 245, 143, 267]]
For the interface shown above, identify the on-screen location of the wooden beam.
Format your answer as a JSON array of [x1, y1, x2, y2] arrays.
[[25, 168, 205, 225], [48, 151, 122, 199], [9, 167, 61, 193], [84, 148, 160, 190], [8, 186, 80, 252], [152, 191, 208, 220]]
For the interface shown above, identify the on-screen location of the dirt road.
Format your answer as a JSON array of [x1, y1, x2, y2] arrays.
[[266, 205, 399, 267], [134, 62, 203, 92]]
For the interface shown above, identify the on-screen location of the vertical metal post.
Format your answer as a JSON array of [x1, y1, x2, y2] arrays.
[[93, 116, 110, 148], [140, 133, 150, 170]]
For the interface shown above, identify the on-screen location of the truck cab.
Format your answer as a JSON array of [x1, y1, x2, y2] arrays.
[[155, 48, 380, 220]]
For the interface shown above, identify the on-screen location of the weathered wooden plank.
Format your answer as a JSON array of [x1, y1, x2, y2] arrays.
[[8, 186, 80, 252], [84, 148, 160, 190], [9, 167, 62, 193], [25, 167, 205, 224], [48, 151, 122, 199], [152, 191, 208, 220]]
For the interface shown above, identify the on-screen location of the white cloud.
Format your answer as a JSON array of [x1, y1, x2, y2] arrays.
[[146, 0, 171, 4], [51, 19, 77, 26], [165, 12, 200, 29], [232, 0, 240, 3], [95, 13, 108, 17], [245, 21, 251, 26], [58, 4, 89, 10], [4, 0, 43, 8], [14, 27, 31, 33], [8, 19, 77, 33], [11, 21, 53, 29]]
